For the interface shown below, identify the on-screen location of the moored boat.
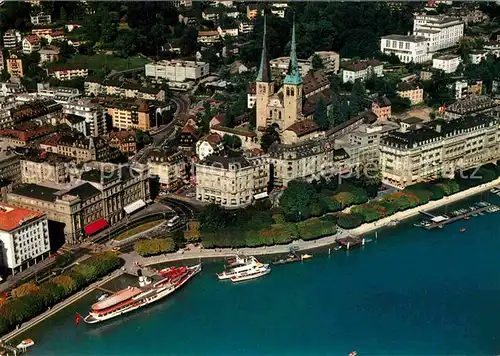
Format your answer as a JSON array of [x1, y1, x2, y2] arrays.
[[301, 254, 313, 260], [230, 263, 271, 282], [17, 339, 35, 349], [84, 264, 201, 324], [217, 256, 262, 280]]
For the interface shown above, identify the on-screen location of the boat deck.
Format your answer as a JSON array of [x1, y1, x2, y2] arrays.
[[92, 287, 142, 310]]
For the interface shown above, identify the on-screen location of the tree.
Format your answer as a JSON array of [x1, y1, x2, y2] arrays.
[[199, 204, 230, 232], [180, 27, 198, 56], [314, 98, 328, 130], [222, 134, 242, 150], [260, 125, 281, 153], [114, 30, 138, 58], [328, 91, 341, 128], [60, 7, 67, 21], [311, 54, 324, 71], [349, 80, 367, 117], [339, 98, 350, 123]]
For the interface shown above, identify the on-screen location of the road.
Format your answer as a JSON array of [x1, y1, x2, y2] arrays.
[[131, 94, 191, 163]]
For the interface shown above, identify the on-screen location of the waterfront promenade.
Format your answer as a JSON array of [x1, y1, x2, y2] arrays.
[[133, 177, 500, 267], [2, 270, 124, 343]]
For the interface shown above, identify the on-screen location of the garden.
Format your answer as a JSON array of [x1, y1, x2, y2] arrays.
[[0, 252, 122, 335]]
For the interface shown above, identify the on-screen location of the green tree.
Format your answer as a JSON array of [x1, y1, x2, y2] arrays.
[[199, 204, 230, 232], [328, 91, 341, 128], [339, 99, 350, 123], [222, 134, 242, 150], [314, 98, 328, 130], [349, 80, 367, 117], [60, 7, 67, 21], [311, 54, 324, 71], [260, 125, 281, 153]]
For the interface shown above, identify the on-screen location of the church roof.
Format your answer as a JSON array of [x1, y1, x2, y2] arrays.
[[256, 16, 272, 83], [283, 18, 303, 86], [302, 70, 330, 96], [285, 119, 318, 137]]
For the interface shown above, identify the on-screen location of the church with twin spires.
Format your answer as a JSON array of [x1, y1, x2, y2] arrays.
[[254, 18, 329, 145]]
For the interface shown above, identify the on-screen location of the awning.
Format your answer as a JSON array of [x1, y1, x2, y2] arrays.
[[253, 192, 269, 200], [123, 199, 146, 215], [84, 218, 108, 235]]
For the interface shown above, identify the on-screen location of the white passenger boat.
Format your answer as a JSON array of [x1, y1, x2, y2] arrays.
[[17, 339, 35, 350], [217, 256, 262, 280], [230, 263, 271, 282]]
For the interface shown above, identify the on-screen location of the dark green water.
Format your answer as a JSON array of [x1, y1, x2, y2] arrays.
[[19, 195, 500, 355]]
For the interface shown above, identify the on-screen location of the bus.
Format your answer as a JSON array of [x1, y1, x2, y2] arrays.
[[167, 215, 180, 227]]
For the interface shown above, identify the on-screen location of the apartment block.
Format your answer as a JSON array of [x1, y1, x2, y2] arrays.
[[432, 54, 461, 74], [62, 100, 107, 137], [380, 116, 500, 188], [413, 14, 464, 52], [145, 148, 186, 189], [380, 35, 430, 63], [0, 203, 50, 275], [145, 60, 209, 82], [342, 59, 383, 83], [195, 155, 269, 208]]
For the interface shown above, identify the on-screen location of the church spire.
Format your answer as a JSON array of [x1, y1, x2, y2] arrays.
[[284, 16, 303, 85], [256, 16, 271, 83]]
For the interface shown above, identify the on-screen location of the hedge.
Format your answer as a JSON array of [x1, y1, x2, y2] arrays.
[[296, 218, 337, 240], [0, 252, 122, 335], [135, 237, 176, 257]]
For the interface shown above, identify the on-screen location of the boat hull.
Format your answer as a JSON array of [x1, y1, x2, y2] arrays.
[[84, 264, 201, 324], [230, 267, 271, 282]]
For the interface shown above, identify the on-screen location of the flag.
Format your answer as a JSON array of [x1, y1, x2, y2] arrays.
[[439, 104, 446, 113], [75, 312, 82, 328]]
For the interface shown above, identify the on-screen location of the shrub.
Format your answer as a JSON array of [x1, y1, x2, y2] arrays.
[[337, 213, 363, 229], [296, 218, 337, 240], [11, 283, 40, 298], [135, 237, 176, 257]]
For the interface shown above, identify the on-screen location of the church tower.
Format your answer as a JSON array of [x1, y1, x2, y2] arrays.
[[283, 19, 303, 130], [255, 16, 274, 132]]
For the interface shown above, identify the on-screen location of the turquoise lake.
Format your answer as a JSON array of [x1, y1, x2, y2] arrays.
[[20, 194, 500, 355]]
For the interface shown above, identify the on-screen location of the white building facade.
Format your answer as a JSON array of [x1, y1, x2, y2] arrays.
[[432, 54, 461, 74], [145, 60, 210, 82], [380, 35, 430, 63], [0, 204, 50, 274], [63, 99, 107, 137], [413, 15, 464, 52]]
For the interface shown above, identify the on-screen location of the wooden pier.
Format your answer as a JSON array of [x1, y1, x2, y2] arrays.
[[420, 203, 495, 230], [337, 236, 364, 250], [95, 286, 116, 294]]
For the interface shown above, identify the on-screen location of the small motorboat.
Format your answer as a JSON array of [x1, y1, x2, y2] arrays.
[[97, 293, 108, 301], [17, 339, 35, 349], [334, 245, 342, 251], [464, 216, 470, 220], [349, 351, 358, 356], [460, 228, 466, 232], [301, 254, 313, 260]]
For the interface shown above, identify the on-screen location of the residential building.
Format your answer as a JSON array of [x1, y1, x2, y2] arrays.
[[108, 130, 137, 155], [397, 82, 424, 105], [62, 114, 87, 136], [178, 124, 198, 149], [432, 54, 461, 73], [20, 150, 73, 185], [399, 116, 424, 132], [3, 30, 21, 49], [469, 50, 488, 65], [22, 34, 41, 54], [210, 125, 258, 150], [7, 55, 24, 78], [43, 134, 111, 164], [195, 155, 269, 208], [247, 4, 259, 20], [0, 51, 3, 72], [326, 111, 378, 141], [0, 203, 49, 275], [7, 163, 150, 244], [145, 148, 186, 189], [444, 95, 498, 120], [238, 21, 254, 34], [202, 8, 219, 22], [380, 35, 430, 63], [145, 60, 209, 82], [0, 82, 26, 97], [43, 31, 65, 44], [31, 28, 52, 38], [335, 120, 399, 167], [84, 77, 165, 101], [266, 138, 339, 187], [196, 133, 223, 160], [106, 100, 151, 131], [413, 14, 464, 52], [197, 30, 221, 45], [341, 59, 383, 83], [217, 26, 238, 38], [484, 42, 500, 57], [270, 6, 286, 18], [48, 67, 89, 81], [11, 100, 62, 125], [171, 0, 192, 7], [247, 82, 256, 109], [0, 150, 21, 183], [37, 84, 81, 104], [269, 56, 310, 81], [380, 116, 500, 188], [372, 97, 392, 121], [38, 46, 61, 63], [454, 80, 483, 99], [30, 13, 52, 25], [309, 51, 340, 74], [0, 125, 56, 148], [62, 99, 107, 137]]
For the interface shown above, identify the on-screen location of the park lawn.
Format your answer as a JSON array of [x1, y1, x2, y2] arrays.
[[115, 220, 164, 241], [48, 53, 150, 72]]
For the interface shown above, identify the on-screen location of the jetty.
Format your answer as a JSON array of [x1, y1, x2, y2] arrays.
[[336, 236, 364, 250], [416, 202, 496, 230]]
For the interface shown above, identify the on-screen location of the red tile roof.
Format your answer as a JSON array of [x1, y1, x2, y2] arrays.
[[285, 119, 319, 137], [181, 124, 198, 136], [0, 126, 55, 142], [24, 34, 40, 45], [0, 203, 44, 232]]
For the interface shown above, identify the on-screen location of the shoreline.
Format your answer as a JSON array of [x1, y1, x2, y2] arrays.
[[1, 270, 124, 343], [2, 177, 499, 342], [137, 177, 500, 266]]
